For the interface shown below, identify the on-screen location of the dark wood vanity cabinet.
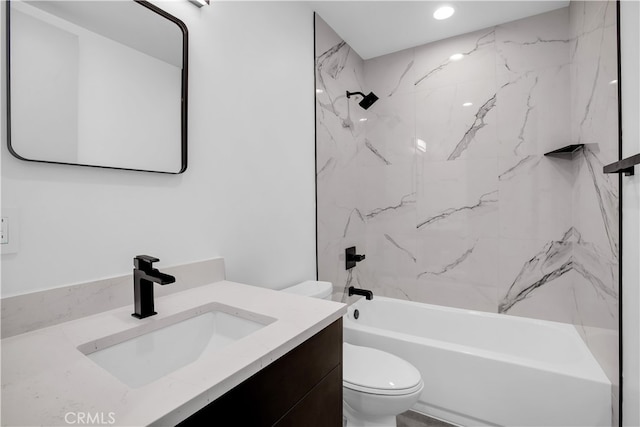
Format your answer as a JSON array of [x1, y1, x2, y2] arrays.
[[178, 318, 343, 427]]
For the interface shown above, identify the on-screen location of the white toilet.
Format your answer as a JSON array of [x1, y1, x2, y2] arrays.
[[282, 281, 424, 427]]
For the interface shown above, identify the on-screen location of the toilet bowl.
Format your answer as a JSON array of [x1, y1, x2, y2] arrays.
[[282, 281, 424, 426], [342, 342, 423, 427]]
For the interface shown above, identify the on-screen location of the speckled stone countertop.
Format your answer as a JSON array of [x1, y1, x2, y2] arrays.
[[1, 281, 346, 426]]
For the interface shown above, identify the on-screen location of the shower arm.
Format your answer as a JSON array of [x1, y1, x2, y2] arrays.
[[346, 91, 366, 99]]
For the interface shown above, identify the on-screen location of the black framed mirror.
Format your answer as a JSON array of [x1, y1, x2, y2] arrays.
[[6, 0, 188, 174]]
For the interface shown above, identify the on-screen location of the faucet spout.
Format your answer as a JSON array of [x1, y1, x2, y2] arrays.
[[132, 255, 175, 319], [348, 286, 373, 300], [139, 268, 176, 285]]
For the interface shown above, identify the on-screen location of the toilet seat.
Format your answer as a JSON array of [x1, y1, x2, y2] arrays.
[[343, 343, 423, 396]]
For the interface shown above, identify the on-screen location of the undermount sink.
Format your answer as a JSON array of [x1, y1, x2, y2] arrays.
[[77, 303, 276, 388]]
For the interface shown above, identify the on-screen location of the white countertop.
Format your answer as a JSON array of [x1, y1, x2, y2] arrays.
[[1, 281, 346, 426]]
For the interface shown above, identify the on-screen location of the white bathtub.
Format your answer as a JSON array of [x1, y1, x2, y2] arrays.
[[343, 296, 611, 427]]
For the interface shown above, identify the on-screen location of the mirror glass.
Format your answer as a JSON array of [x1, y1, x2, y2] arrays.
[[6, 0, 187, 174]]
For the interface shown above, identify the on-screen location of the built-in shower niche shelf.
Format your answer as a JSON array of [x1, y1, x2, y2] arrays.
[[544, 144, 584, 158]]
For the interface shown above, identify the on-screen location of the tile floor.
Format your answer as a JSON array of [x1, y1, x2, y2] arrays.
[[397, 411, 456, 427]]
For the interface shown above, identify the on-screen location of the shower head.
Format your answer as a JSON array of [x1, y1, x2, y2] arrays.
[[346, 91, 379, 110]]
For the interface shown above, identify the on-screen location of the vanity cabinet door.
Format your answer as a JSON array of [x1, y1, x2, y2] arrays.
[[273, 365, 342, 427], [177, 318, 343, 426]]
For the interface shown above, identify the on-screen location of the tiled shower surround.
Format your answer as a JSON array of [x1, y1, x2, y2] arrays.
[[315, 1, 618, 384]]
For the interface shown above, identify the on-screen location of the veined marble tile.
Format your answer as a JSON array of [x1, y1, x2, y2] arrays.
[[417, 235, 499, 291], [501, 269, 577, 324], [496, 65, 572, 159], [365, 230, 418, 301], [495, 7, 571, 75], [570, 60, 618, 146], [569, 1, 618, 148], [573, 229, 618, 306], [413, 27, 496, 93], [498, 228, 617, 323], [497, 233, 588, 325], [317, 161, 364, 216], [572, 263, 617, 329], [358, 91, 416, 215], [317, 210, 368, 299], [499, 155, 573, 241], [361, 178, 418, 302], [315, 17, 367, 145], [572, 147, 619, 261], [314, 14, 345, 59], [363, 91, 415, 165], [498, 230, 574, 316], [568, 0, 619, 392], [415, 79, 498, 162], [417, 158, 498, 239], [315, 13, 370, 297], [411, 275, 498, 313], [364, 47, 415, 98], [315, 116, 362, 180], [505, 265, 617, 330], [570, 1, 617, 64], [315, 75, 367, 150]]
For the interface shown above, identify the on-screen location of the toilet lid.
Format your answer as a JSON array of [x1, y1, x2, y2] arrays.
[[343, 343, 423, 396]]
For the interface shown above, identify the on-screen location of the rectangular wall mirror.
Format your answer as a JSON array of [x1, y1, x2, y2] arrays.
[[6, 0, 188, 174]]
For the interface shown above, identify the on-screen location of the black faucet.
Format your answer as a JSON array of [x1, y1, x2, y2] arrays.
[[348, 286, 373, 300], [132, 255, 176, 319]]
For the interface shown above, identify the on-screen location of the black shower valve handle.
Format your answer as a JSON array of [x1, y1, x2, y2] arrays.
[[345, 246, 366, 270]]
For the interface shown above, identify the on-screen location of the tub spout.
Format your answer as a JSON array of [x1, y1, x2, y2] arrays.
[[348, 286, 373, 300]]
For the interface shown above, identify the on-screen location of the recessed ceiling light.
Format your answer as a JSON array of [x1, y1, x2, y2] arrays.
[[416, 138, 427, 152], [359, 118, 368, 122], [316, 89, 324, 93], [450, 53, 464, 61], [188, 0, 209, 7], [609, 79, 618, 85], [433, 6, 455, 20], [462, 102, 473, 107]]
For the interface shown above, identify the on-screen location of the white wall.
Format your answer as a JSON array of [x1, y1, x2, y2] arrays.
[[1, 1, 317, 297], [621, 1, 640, 425]]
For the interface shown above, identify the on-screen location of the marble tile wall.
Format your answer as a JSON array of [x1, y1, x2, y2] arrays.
[[315, 2, 618, 386], [568, 0, 619, 395], [315, 15, 368, 298]]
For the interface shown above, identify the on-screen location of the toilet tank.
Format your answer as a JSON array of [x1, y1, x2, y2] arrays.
[[282, 281, 333, 300]]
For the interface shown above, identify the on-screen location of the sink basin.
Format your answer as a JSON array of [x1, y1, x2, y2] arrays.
[[77, 303, 275, 388]]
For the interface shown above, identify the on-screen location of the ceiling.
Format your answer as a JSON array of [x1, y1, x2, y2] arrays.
[[309, 1, 570, 60]]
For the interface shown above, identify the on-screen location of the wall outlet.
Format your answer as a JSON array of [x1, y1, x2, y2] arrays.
[[1, 217, 8, 244], [1, 209, 20, 255]]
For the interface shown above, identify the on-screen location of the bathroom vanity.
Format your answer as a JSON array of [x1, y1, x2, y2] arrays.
[[0, 280, 345, 426], [178, 318, 343, 426]]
